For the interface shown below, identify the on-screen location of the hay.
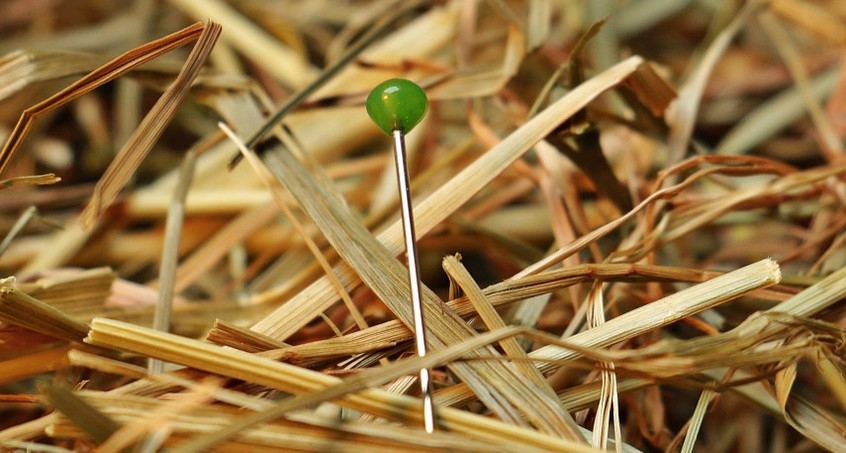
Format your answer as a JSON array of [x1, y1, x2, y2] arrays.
[[1, 1, 844, 452]]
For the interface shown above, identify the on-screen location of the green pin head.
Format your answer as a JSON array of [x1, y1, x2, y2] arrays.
[[366, 78, 428, 135]]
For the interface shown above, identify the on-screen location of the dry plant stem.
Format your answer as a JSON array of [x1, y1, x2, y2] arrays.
[[250, 55, 652, 339], [0, 440, 74, 453], [16, 267, 115, 316], [171, 201, 279, 292], [556, 263, 846, 446], [0, 173, 61, 189], [666, 1, 759, 165], [14, 23, 220, 274], [21, 217, 96, 276], [0, 22, 206, 177], [210, 319, 289, 353], [0, 206, 37, 257], [522, 160, 841, 278], [80, 22, 221, 226], [436, 259, 781, 407], [97, 380, 217, 453], [763, 278, 846, 453], [166, 0, 316, 89], [679, 387, 716, 453], [0, 50, 109, 102], [645, 164, 846, 254], [739, 264, 846, 333], [149, 150, 196, 374], [113, 0, 155, 146], [43, 385, 120, 443], [0, 345, 71, 386], [758, 11, 844, 156], [817, 353, 846, 412], [84, 319, 602, 453], [0, 287, 89, 342], [0, 415, 59, 443], [170, 326, 548, 453], [528, 19, 606, 117], [716, 66, 840, 156], [586, 282, 622, 452]]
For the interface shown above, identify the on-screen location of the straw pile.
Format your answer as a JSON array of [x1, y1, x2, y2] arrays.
[[1, 1, 844, 452]]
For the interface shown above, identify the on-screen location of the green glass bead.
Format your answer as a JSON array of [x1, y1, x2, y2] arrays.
[[365, 78, 428, 135]]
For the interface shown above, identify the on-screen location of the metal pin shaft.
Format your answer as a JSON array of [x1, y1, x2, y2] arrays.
[[391, 129, 436, 433]]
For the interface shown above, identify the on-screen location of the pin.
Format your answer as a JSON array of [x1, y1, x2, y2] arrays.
[[366, 78, 435, 433]]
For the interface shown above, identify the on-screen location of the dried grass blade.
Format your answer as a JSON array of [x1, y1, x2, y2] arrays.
[[17, 267, 115, 317], [0, 286, 89, 342], [769, 0, 846, 44], [558, 377, 653, 413], [43, 385, 120, 444], [149, 150, 196, 374], [716, 67, 840, 155], [679, 388, 715, 453], [0, 50, 108, 102], [170, 326, 541, 452], [621, 59, 677, 116], [427, 22, 525, 100], [442, 255, 553, 393], [230, 0, 430, 159], [758, 11, 844, 157], [666, 1, 759, 164], [80, 22, 221, 226], [0, 415, 59, 443], [0, 206, 37, 257], [0, 440, 74, 453], [208, 318, 289, 353], [170, 201, 278, 293], [0, 22, 205, 176], [166, 0, 316, 89], [527, 0, 551, 51], [0, 174, 61, 189], [740, 264, 846, 329], [740, 266, 846, 450], [0, 345, 71, 386], [68, 349, 275, 412], [585, 282, 621, 452], [774, 361, 846, 452], [21, 218, 93, 275], [817, 352, 846, 412]]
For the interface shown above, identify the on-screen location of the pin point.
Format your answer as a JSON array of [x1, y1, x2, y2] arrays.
[[366, 78, 435, 433]]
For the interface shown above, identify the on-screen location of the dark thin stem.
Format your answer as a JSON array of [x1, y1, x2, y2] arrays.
[[228, 0, 428, 169]]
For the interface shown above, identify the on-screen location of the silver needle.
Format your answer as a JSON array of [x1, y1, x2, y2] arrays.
[[366, 78, 435, 432], [391, 128, 436, 433]]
